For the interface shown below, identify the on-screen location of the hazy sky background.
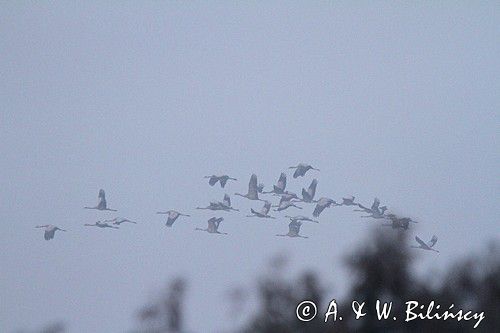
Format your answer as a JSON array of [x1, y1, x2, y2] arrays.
[[1, 2, 499, 332]]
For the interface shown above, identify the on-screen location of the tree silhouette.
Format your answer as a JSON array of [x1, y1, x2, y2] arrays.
[[26, 230, 498, 332], [135, 277, 187, 333], [238, 229, 499, 333]]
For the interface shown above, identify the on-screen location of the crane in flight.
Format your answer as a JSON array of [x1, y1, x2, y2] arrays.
[[273, 197, 303, 211], [360, 206, 388, 219], [235, 174, 265, 201], [84, 189, 117, 211], [247, 201, 275, 219], [276, 220, 308, 238], [382, 214, 417, 230], [285, 215, 319, 223], [412, 235, 439, 253], [273, 192, 300, 202], [288, 163, 320, 178], [263, 173, 287, 194], [313, 197, 339, 217], [301, 179, 318, 203], [204, 175, 237, 188], [104, 217, 137, 225], [355, 198, 381, 213], [340, 196, 358, 206], [35, 225, 66, 240], [355, 198, 387, 218], [156, 210, 190, 227], [84, 221, 119, 229], [197, 194, 239, 211], [220, 194, 239, 211], [195, 217, 227, 235]]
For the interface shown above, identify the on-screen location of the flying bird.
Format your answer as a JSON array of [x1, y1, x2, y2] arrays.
[[196, 202, 228, 211], [263, 173, 287, 194], [276, 220, 308, 238], [301, 179, 318, 203], [412, 235, 439, 253], [195, 217, 227, 235], [288, 163, 320, 178], [285, 215, 319, 223], [84, 189, 117, 211], [235, 174, 264, 201], [273, 199, 303, 211], [340, 196, 358, 206], [197, 194, 239, 211], [156, 210, 190, 227], [220, 194, 239, 211], [247, 201, 275, 219], [104, 217, 137, 225], [204, 175, 237, 188], [360, 206, 388, 219], [355, 198, 379, 213], [273, 192, 300, 201], [84, 221, 119, 229], [312, 197, 339, 217], [35, 225, 66, 240], [382, 214, 417, 230], [355, 198, 387, 218]]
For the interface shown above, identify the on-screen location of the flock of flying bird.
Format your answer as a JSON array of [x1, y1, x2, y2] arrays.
[[35, 162, 439, 253]]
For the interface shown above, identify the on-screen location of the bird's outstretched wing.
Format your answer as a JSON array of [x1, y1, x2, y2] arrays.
[[415, 236, 430, 249], [208, 176, 218, 186], [97, 196, 107, 210], [302, 188, 311, 201], [313, 203, 326, 217], [428, 235, 438, 248], [223, 194, 231, 207], [248, 174, 258, 197], [220, 177, 228, 188], [261, 201, 271, 215], [166, 217, 176, 227], [289, 221, 302, 235], [276, 173, 286, 191], [293, 168, 302, 178], [308, 179, 318, 197], [44, 230, 55, 240]]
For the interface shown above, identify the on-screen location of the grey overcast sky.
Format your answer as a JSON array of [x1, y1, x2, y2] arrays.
[[1, 2, 499, 332]]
